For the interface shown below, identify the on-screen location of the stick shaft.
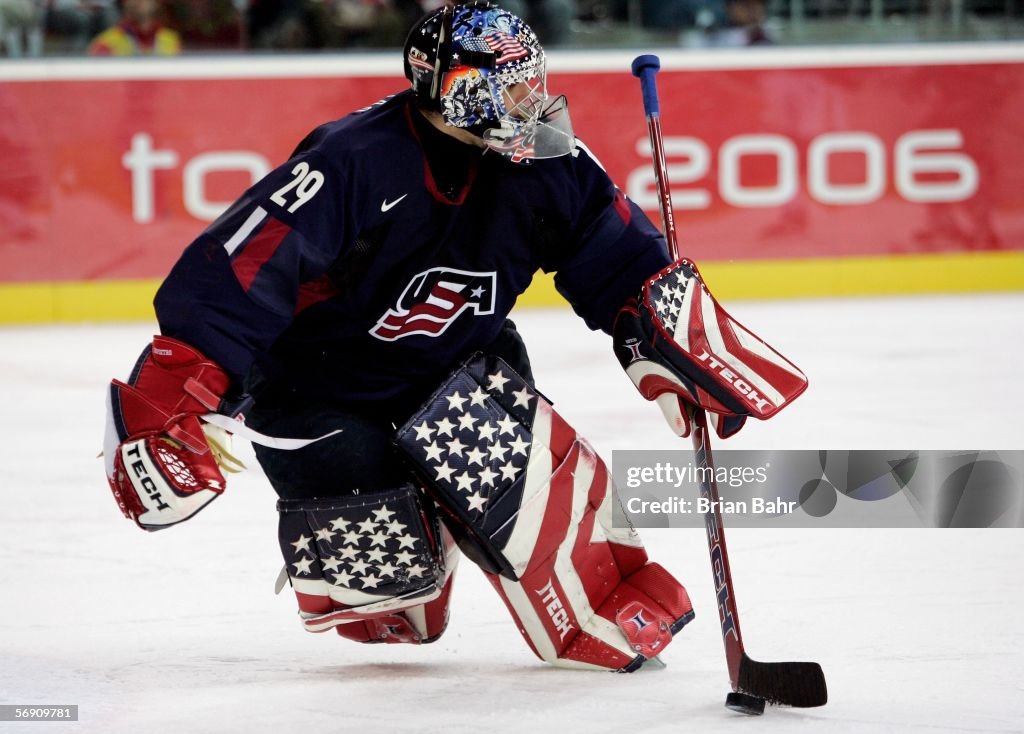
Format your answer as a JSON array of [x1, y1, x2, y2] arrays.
[[690, 410, 747, 687], [645, 113, 680, 259], [633, 54, 747, 689], [632, 55, 680, 259]]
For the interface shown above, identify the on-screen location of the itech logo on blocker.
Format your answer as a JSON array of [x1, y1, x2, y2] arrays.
[[370, 267, 497, 341]]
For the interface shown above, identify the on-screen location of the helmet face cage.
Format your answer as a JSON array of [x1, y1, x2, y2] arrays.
[[404, 2, 575, 162]]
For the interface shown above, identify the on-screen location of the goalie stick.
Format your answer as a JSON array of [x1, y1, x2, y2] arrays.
[[631, 54, 827, 715]]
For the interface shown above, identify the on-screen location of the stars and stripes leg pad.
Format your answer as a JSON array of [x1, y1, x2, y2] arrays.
[[332, 570, 457, 645], [396, 354, 694, 670], [277, 486, 458, 642]]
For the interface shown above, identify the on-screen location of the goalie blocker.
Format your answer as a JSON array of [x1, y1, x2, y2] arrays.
[[613, 259, 808, 439], [104, 336, 238, 530], [396, 354, 694, 672]]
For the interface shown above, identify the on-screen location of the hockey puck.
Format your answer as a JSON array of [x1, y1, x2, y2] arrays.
[[725, 691, 766, 715]]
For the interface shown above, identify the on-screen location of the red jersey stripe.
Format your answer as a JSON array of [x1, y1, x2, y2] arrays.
[[231, 217, 292, 292]]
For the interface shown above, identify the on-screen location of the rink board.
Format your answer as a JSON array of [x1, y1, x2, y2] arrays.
[[1, 45, 1023, 322], [1, 250, 1022, 324]]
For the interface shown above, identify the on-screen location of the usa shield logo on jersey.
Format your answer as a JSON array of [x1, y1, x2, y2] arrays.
[[370, 267, 497, 342]]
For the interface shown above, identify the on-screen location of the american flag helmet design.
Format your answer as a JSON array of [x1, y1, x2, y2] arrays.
[[402, 2, 574, 162]]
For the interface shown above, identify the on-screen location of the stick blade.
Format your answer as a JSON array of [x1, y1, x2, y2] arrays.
[[737, 653, 828, 708]]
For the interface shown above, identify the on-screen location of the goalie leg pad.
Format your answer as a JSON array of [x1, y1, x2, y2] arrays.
[[277, 485, 458, 642], [332, 571, 456, 645], [396, 354, 694, 670]]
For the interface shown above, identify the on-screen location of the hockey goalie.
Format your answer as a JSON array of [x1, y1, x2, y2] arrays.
[[102, 1, 804, 672]]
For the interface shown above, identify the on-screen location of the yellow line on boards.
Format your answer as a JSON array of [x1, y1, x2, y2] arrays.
[[517, 251, 1024, 306], [1, 251, 1022, 324]]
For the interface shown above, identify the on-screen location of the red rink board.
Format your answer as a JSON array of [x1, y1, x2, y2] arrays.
[[1, 51, 1022, 285]]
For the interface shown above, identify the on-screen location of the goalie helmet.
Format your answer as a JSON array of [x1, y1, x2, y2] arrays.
[[402, 1, 575, 162]]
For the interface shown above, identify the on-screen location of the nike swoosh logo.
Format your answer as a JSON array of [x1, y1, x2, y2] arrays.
[[381, 194, 408, 212]]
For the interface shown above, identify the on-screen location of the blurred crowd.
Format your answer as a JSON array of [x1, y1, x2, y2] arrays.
[[1, 0, 780, 56], [3, 0, 1021, 57]]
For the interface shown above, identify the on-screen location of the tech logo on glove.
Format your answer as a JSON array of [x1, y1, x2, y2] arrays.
[[370, 267, 497, 342]]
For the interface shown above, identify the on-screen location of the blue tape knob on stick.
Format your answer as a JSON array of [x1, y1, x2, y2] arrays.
[[631, 54, 662, 116]]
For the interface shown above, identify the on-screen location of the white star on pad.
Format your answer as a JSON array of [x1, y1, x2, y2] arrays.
[[372, 505, 396, 523], [497, 415, 518, 437], [478, 466, 498, 487], [396, 533, 418, 550], [393, 550, 416, 565], [435, 417, 456, 437], [322, 556, 343, 573], [360, 574, 382, 589], [290, 534, 312, 554], [332, 569, 354, 586], [370, 528, 389, 548], [500, 463, 521, 481], [342, 530, 362, 546], [455, 472, 475, 493], [446, 437, 467, 458], [329, 517, 350, 532], [487, 370, 510, 392], [291, 556, 314, 575], [477, 422, 497, 442], [338, 546, 359, 561], [350, 558, 371, 576], [468, 386, 489, 407], [424, 442, 444, 462], [368, 530, 389, 548], [445, 391, 468, 412], [385, 520, 407, 534], [509, 435, 530, 457], [434, 461, 456, 482], [413, 421, 435, 443], [378, 561, 398, 578], [488, 442, 509, 462], [457, 413, 478, 432], [366, 547, 387, 563], [465, 446, 487, 466], [408, 564, 427, 578], [466, 492, 488, 512], [512, 387, 534, 408], [314, 528, 336, 543], [357, 518, 377, 534]]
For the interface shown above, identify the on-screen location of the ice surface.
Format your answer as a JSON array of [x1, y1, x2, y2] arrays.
[[1, 294, 1021, 733]]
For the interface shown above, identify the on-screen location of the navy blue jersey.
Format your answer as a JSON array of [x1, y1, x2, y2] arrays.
[[155, 91, 669, 404]]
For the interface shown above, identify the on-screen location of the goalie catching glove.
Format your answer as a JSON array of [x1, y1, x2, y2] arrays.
[[613, 259, 808, 439], [103, 336, 242, 531]]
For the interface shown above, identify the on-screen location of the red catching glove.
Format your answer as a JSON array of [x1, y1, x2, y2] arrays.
[[103, 336, 236, 530], [613, 259, 808, 439]]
